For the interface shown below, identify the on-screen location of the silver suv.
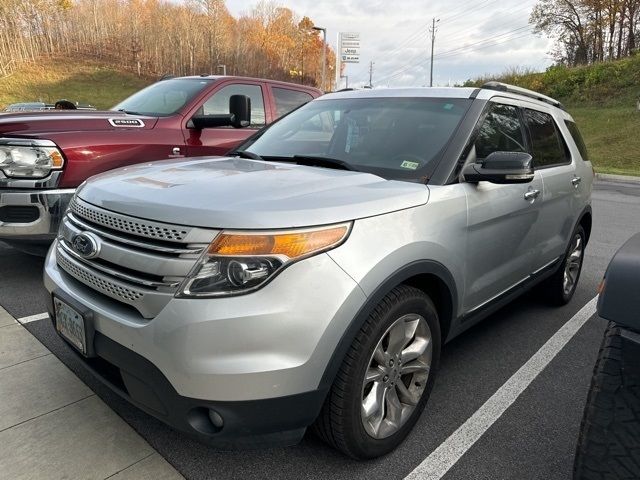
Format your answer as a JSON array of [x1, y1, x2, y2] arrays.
[[43, 83, 593, 459]]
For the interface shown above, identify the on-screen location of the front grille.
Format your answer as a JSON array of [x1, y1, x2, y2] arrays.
[[56, 197, 218, 318]]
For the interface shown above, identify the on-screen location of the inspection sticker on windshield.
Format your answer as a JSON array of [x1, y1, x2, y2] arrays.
[[109, 118, 145, 127], [400, 160, 420, 170]]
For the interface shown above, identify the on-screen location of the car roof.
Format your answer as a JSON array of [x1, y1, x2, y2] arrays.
[[318, 84, 569, 116], [173, 75, 323, 94], [320, 87, 479, 100]]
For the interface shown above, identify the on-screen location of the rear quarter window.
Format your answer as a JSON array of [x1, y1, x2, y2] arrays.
[[564, 120, 589, 161], [273, 88, 314, 118]]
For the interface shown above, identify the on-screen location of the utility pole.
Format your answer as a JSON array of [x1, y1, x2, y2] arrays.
[[368, 61, 374, 87], [429, 17, 440, 87]]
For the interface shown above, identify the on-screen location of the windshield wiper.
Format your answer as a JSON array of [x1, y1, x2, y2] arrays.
[[116, 109, 143, 115], [229, 150, 263, 160], [291, 155, 358, 171]]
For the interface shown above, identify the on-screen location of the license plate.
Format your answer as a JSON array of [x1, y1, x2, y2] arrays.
[[54, 298, 87, 355]]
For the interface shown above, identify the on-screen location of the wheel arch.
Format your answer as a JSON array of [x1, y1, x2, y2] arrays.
[[578, 206, 592, 245], [317, 260, 457, 392]]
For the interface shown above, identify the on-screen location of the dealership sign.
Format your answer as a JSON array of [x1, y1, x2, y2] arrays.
[[339, 32, 360, 63]]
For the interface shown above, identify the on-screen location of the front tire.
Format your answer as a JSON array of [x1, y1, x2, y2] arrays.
[[314, 285, 441, 459]]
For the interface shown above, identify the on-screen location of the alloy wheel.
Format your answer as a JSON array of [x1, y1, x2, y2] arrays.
[[563, 233, 584, 296], [360, 313, 433, 439]]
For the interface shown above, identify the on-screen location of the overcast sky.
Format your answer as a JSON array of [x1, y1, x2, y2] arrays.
[[224, 0, 553, 88]]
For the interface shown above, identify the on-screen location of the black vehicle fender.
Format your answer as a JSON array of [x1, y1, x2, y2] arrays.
[[317, 260, 458, 392], [598, 232, 640, 330]]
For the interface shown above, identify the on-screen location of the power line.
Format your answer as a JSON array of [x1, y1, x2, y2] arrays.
[[374, 27, 538, 85], [434, 25, 532, 58], [435, 31, 537, 60]]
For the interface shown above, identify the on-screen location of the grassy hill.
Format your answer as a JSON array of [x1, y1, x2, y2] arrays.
[[465, 57, 640, 176], [0, 58, 154, 111]]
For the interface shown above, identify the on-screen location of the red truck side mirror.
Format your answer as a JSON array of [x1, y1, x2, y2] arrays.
[[191, 95, 251, 130]]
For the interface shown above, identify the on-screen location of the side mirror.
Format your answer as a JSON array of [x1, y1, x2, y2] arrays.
[[462, 151, 534, 184], [229, 94, 251, 128], [191, 94, 251, 130]]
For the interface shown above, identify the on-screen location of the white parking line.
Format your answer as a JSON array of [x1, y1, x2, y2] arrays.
[[17, 313, 49, 325], [405, 296, 599, 480]]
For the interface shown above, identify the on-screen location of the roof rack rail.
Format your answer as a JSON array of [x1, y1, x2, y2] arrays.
[[482, 81, 565, 110]]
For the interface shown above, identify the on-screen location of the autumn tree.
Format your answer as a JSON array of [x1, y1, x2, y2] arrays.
[[531, 0, 640, 65], [0, 0, 334, 88]]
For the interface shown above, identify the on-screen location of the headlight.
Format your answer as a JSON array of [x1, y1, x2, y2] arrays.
[[177, 223, 352, 297], [0, 144, 64, 178]]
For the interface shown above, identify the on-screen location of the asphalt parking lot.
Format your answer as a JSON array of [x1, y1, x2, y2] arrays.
[[1, 179, 638, 480]]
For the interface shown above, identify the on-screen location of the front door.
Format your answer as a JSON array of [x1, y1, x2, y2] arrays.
[[184, 82, 268, 157]]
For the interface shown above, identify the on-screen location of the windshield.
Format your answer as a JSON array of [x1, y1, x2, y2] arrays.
[[241, 96, 471, 180], [111, 78, 214, 116]]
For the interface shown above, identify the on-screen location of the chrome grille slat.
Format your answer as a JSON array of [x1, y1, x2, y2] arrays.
[[66, 212, 205, 255], [58, 240, 179, 288], [70, 197, 191, 241], [60, 221, 196, 278], [57, 245, 145, 302]]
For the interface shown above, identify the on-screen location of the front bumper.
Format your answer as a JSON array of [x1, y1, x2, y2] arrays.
[[43, 241, 367, 445], [0, 188, 74, 242]]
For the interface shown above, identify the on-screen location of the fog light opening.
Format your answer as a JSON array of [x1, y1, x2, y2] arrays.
[[208, 409, 224, 429]]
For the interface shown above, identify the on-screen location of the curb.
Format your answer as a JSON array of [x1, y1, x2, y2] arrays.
[[595, 173, 640, 185]]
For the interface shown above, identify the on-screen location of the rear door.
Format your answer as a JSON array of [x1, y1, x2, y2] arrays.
[[462, 100, 544, 313], [184, 81, 269, 157], [523, 107, 575, 271]]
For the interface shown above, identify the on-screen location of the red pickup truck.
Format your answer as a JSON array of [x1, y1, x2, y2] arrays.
[[0, 76, 321, 254]]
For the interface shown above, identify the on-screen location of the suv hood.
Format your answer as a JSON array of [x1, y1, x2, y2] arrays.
[[0, 111, 158, 135], [77, 157, 429, 229]]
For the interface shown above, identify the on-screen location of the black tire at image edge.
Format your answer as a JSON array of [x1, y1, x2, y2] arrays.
[[574, 323, 640, 480]]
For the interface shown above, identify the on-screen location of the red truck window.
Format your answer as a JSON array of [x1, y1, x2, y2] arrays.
[[201, 84, 266, 127], [273, 88, 313, 118]]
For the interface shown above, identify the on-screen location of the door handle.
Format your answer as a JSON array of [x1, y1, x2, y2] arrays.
[[524, 189, 540, 201], [572, 176, 582, 188]]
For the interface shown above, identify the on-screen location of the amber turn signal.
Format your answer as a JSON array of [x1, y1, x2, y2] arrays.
[[208, 224, 350, 259]]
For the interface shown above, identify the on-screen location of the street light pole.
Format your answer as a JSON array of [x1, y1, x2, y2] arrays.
[[313, 26, 327, 91]]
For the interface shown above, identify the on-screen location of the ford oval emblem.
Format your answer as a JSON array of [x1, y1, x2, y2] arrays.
[[71, 232, 101, 259]]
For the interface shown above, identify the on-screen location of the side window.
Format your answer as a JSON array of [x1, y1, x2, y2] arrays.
[[474, 104, 526, 159], [524, 109, 570, 167], [201, 84, 266, 127], [564, 120, 589, 161], [272, 88, 313, 118]]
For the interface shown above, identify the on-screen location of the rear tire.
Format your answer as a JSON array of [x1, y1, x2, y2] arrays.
[[540, 225, 585, 306], [313, 285, 441, 459], [574, 323, 640, 479]]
